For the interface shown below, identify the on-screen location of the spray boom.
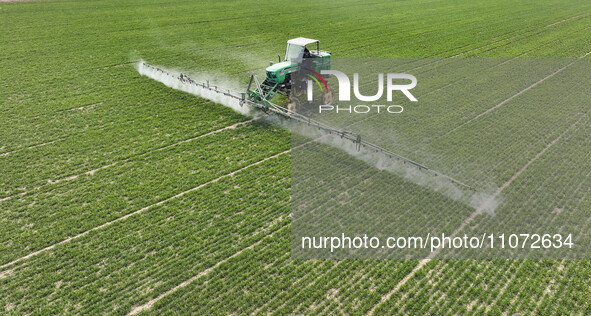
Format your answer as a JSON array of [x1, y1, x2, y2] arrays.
[[138, 61, 475, 192]]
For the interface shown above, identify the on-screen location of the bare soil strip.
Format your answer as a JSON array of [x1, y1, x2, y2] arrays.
[[1, 98, 221, 159], [444, 50, 591, 138], [0, 119, 255, 204], [444, 65, 574, 138], [483, 261, 525, 313], [545, 15, 582, 28], [128, 219, 288, 315], [534, 260, 566, 310], [366, 111, 588, 315], [0, 139, 63, 157], [27, 102, 104, 120], [0, 145, 289, 271], [451, 13, 587, 58]]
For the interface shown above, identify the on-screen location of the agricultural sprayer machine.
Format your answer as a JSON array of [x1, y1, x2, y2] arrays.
[[245, 37, 334, 112], [140, 38, 474, 190]]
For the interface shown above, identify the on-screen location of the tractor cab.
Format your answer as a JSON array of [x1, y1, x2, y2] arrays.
[[246, 37, 333, 112], [285, 38, 319, 61], [264, 37, 331, 85], [285, 37, 331, 62]]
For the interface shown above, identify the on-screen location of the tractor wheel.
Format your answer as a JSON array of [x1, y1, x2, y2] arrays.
[[293, 87, 304, 97], [292, 78, 306, 97], [322, 87, 335, 105], [286, 96, 301, 113]]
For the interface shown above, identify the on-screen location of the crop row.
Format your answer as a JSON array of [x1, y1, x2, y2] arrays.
[[0, 122, 289, 264], [457, 112, 591, 258], [149, 227, 418, 315], [0, 153, 290, 314]]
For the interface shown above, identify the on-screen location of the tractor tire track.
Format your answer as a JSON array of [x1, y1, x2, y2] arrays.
[[0, 100, 201, 157], [483, 260, 527, 313], [0, 119, 256, 203], [3, 17, 575, 158], [128, 220, 289, 315], [442, 50, 591, 138], [366, 110, 588, 316], [453, 14, 590, 58], [26, 102, 104, 120], [545, 15, 583, 28], [356, 13, 589, 60], [0, 145, 291, 271], [3, 17, 571, 157], [0, 139, 64, 157]]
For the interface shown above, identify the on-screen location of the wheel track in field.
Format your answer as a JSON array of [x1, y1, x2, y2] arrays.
[[0, 139, 63, 157], [250, 169, 385, 314], [49, 117, 257, 182], [534, 260, 566, 311], [2, 11, 588, 310], [127, 220, 289, 315], [0, 144, 290, 271], [442, 50, 591, 138], [406, 19, 583, 88], [0, 118, 256, 203], [350, 13, 590, 59], [366, 109, 589, 315], [250, 261, 345, 314], [451, 14, 591, 58], [448, 13, 590, 58], [0, 101, 200, 157], [545, 15, 583, 28], [341, 22, 584, 162], [4, 14, 577, 157], [25, 102, 105, 120]]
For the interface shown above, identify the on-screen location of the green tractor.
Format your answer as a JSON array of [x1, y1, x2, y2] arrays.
[[245, 37, 334, 112]]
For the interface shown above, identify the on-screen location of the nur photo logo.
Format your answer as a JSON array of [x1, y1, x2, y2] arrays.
[[302, 68, 418, 114]]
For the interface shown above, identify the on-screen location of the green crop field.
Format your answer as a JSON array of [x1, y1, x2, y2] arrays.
[[2, 0, 591, 314]]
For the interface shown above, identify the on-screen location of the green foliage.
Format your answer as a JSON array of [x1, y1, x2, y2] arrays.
[[1, 0, 591, 314]]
